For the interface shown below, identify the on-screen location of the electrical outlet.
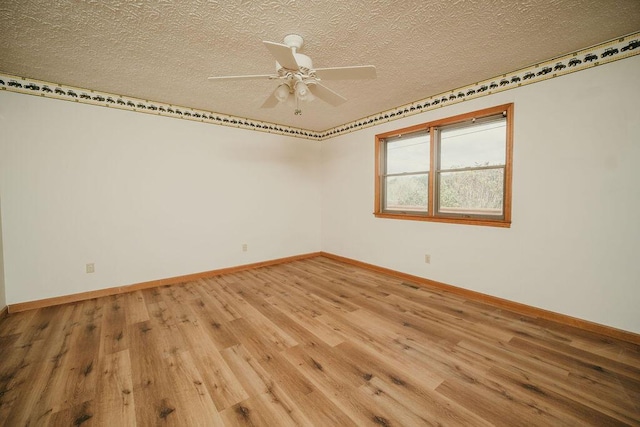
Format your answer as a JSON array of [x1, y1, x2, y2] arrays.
[[424, 254, 431, 264], [242, 243, 248, 252], [86, 263, 95, 273]]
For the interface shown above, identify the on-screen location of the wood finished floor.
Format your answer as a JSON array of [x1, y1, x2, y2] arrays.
[[1, 257, 639, 426]]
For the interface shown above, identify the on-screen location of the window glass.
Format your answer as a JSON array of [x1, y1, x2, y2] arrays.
[[438, 169, 504, 216], [385, 133, 429, 174], [439, 120, 506, 170], [385, 174, 428, 212]]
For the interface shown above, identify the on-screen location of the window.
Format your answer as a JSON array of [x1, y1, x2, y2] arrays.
[[375, 104, 513, 227]]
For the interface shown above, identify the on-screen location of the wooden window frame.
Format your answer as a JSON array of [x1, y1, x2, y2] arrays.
[[374, 103, 513, 228]]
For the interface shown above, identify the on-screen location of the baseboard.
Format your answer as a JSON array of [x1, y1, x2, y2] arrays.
[[7, 250, 639, 345], [319, 252, 640, 345], [7, 252, 321, 314]]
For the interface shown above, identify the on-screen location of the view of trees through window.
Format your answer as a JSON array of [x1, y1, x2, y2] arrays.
[[438, 167, 503, 215], [385, 165, 504, 214], [385, 174, 428, 211]]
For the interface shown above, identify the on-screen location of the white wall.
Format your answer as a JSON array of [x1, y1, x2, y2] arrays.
[[0, 92, 322, 304], [0, 196, 5, 311], [321, 55, 640, 334]]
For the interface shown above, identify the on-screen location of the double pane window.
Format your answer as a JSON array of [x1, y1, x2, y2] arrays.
[[375, 104, 513, 227]]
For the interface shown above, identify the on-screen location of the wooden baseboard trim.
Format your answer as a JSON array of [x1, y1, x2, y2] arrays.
[[7, 252, 321, 314], [319, 252, 640, 345], [8, 250, 638, 345]]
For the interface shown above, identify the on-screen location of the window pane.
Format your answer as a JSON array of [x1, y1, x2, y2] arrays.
[[386, 133, 429, 174], [385, 174, 428, 212], [438, 168, 504, 216], [440, 120, 505, 170]]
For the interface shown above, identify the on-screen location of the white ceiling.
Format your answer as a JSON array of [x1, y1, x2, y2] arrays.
[[1, 1, 639, 131]]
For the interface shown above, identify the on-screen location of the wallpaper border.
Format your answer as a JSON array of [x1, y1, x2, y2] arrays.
[[1, 33, 638, 141]]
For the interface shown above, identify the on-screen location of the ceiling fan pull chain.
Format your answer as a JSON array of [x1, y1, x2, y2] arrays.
[[294, 96, 302, 115]]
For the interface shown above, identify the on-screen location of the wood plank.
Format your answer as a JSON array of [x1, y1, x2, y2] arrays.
[[233, 278, 344, 348], [163, 293, 249, 410], [281, 344, 408, 426], [363, 375, 493, 426], [46, 299, 103, 413], [100, 295, 129, 355], [0, 335, 50, 422], [435, 377, 576, 426], [265, 294, 345, 347], [489, 360, 640, 425], [225, 318, 314, 397], [195, 278, 243, 322], [2, 303, 80, 425], [48, 400, 95, 426], [221, 397, 298, 427], [507, 336, 640, 394], [213, 281, 299, 351], [128, 317, 224, 426], [121, 290, 150, 325], [188, 297, 240, 350], [0, 309, 35, 338], [487, 365, 630, 426], [92, 349, 136, 426]]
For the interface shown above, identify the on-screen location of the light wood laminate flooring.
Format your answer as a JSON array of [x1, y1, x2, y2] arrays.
[[1, 256, 639, 426]]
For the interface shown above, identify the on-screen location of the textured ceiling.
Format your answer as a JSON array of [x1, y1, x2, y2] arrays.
[[1, 1, 639, 131]]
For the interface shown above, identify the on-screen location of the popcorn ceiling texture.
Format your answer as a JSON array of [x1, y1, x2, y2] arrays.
[[1, 0, 639, 131]]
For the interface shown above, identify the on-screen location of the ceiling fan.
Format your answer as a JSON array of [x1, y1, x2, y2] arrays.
[[207, 34, 376, 113]]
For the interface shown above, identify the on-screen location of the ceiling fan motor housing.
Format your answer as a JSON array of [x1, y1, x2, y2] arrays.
[[283, 34, 304, 49], [275, 34, 313, 72]]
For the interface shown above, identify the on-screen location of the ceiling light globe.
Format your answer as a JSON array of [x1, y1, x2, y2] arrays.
[[275, 84, 290, 102], [295, 82, 310, 100]]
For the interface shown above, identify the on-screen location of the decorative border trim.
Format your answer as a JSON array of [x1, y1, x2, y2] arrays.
[[6, 252, 321, 313], [0, 74, 322, 141], [1, 33, 638, 141], [317, 33, 640, 139], [319, 252, 640, 345]]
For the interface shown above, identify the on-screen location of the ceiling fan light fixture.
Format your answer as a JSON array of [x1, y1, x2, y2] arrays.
[[295, 81, 314, 102], [275, 84, 291, 102]]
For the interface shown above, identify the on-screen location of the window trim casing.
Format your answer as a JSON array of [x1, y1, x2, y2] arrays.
[[374, 103, 513, 228]]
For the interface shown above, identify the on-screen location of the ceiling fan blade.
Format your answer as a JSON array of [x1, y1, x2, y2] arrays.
[[261, 90, 279, 108], [207, 74, 276, 81], [313, 65, 376, 80], [308, 83, 347, 106], [263, 41, 299, 70]]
